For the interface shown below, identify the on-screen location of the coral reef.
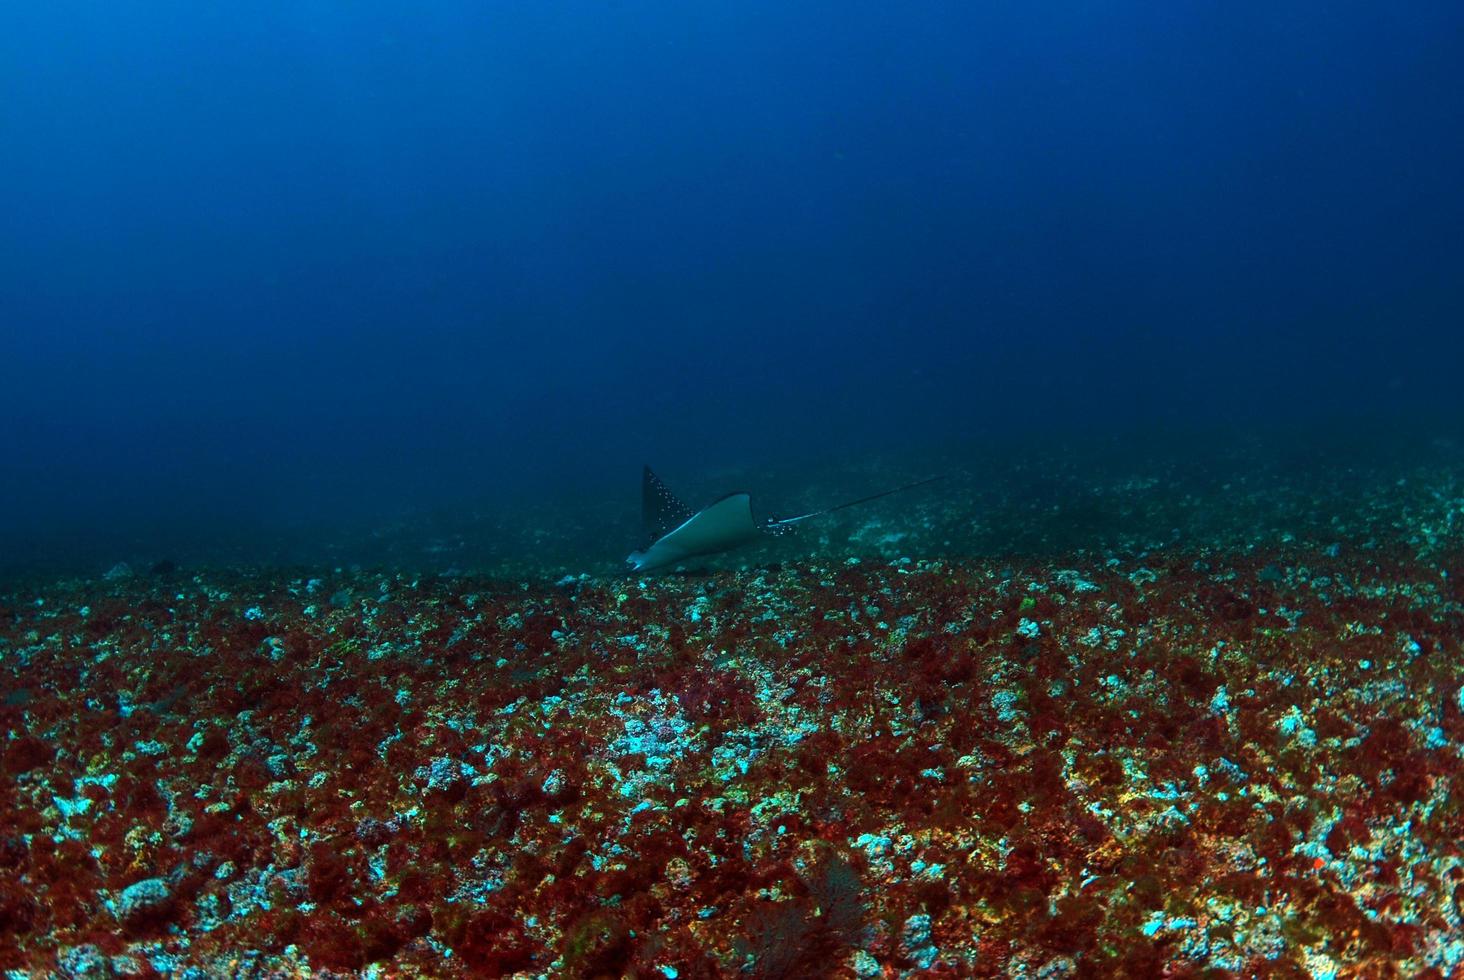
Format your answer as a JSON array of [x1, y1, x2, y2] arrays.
[[1, 519, 1461, 977], [3, 442, 1463, 976]]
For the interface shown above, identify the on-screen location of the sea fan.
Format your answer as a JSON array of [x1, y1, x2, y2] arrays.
[[734, 852, 866, 979]]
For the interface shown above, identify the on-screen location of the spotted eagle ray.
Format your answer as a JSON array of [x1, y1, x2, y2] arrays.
[[626, 465, 943, 573]]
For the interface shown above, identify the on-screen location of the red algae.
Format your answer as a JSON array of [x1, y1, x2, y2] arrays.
[[0, 547, 1460, 977]]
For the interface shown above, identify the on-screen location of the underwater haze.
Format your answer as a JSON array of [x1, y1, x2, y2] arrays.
[[8, 5, 1464, 978], [3, 1, 1464, 576]]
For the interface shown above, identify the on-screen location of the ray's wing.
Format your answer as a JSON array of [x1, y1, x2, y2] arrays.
[[642, 465, 694, 548], [633, 492, 759, 569]]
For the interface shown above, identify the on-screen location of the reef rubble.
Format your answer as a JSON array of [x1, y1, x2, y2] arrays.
[[0, 542, 1461, 977]]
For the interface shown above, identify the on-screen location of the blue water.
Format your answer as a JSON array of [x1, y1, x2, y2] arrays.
[[3, 2, 1462, 575]]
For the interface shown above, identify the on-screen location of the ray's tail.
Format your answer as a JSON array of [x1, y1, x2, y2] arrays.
[[764, 474, 945, 530]]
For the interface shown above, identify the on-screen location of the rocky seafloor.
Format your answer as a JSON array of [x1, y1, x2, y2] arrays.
[[2, 448, 1462, 978]]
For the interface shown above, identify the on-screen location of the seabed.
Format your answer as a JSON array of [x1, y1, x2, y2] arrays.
[[1, 444, 1461, 978]]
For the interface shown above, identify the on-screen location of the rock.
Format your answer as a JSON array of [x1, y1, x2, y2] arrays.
[[849, 950, 882, 978], [115, 877, 173, 928], [58, 944, 114, 979], [102, 562, 134, 582]]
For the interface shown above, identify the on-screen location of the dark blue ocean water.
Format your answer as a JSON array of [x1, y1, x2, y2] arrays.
[[3, 2, 1463, 575]]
